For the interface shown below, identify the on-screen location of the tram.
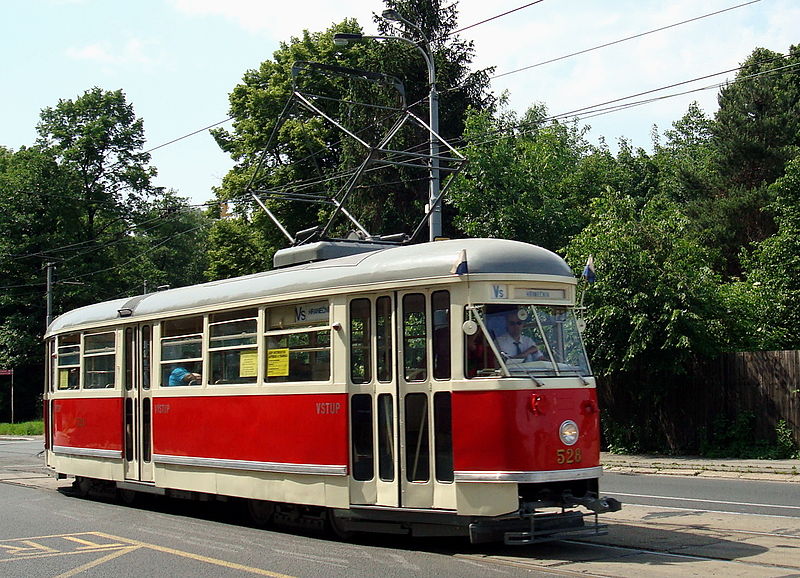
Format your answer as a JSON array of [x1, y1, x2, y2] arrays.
[[43, 238, 620, 544]]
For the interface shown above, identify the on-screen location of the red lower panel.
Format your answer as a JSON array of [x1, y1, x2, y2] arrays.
[[52, 398, 123, 452], [452, 389, 600, 472], [153, 394, 348, 466]]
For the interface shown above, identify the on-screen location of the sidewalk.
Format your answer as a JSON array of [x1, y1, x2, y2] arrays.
[[602, 452, 800, 482]]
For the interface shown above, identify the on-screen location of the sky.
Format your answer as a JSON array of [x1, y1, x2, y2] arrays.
[[2, 0, 798, 206]]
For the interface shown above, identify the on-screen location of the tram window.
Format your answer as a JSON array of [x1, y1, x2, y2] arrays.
[[45, 340, 54, 392], [432, 291, 451, 380], [124, 397, 134, 462], [57, 334, 80, 390], [161, 316, 203, 387], [84, 332, 116, 389], [142, 325, 152, 390], [376, 297, 392, 382], [377, 393, 394, 481], [266, 301, 331, 383], [124, 328, 134, 391], [351, 394, 374, 481], [209, 309, 258, 385], [142, 398, 152, 463], [403, 294, 427, 382], [433, 392, 454, 482], [404, 393, 430, 482], [350, 299, 371, 384]]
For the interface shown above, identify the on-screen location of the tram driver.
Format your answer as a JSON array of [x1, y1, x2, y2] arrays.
[[495, 310, 544, 363]]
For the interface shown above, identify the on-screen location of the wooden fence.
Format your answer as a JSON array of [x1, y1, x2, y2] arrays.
[[717, 350, 800, 445], [597, 350, 800, 452]]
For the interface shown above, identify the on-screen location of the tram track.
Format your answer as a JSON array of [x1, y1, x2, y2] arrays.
[[454, 502, 800, 576], [459, 536, 800, 576]]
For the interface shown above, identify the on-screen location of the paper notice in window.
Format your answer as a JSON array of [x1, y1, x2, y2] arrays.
[[267, 348, 290, 377], [59, 369, 69, 389], [239, 350, 258, 378]]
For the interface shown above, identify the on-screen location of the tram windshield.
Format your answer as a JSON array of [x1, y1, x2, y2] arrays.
[[467, 304, 590, 378]]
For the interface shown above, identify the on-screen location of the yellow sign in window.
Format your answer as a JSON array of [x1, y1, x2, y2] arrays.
[[267, 348, 290, 377], [239, 350, 258, 378]]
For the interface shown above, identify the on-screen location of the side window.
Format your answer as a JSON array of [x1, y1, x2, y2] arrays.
[[84, 331, 116, 389], [142, 325, 152, 390], [161, 316, 203, 387], [57, 334, 80, 390], [432, 290, 451, 380], [351, 394, 373, 481], [208, 309, 258, 385], [350, 299, 371, 384], [265, 301, 331, 383], [376, 297, 393, 383], [403, 294, 427, 382]]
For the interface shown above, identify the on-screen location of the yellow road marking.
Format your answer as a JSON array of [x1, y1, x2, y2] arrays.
[[93, 532, 295, 578], [0, 531, 295, 577], [54, 546, 140, 578], [61, 535, 126, 550], [0, 540, 59, 556]]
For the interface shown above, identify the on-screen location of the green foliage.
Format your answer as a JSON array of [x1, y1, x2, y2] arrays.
[[700, 414, 798, 459], [0, 421, 43, 436], [565, 190, 728, 377], [713, 45, 800, 190], [0, 89, 212, 420], [739, 157, 800, 348], [214, 0, 495, 247], [204, 216, 271, 280], [450, 105, 593, 249]]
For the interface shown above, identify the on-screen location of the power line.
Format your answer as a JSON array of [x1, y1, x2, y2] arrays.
[[452, 1, 545, 35], [144, 118, 233, 155], [490, 0, 763, 80]]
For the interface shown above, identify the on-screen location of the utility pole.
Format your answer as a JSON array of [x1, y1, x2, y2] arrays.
[[45, 262, 55, 329]]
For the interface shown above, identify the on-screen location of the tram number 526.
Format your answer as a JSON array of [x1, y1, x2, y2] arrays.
[[556, 448, 582, 465]]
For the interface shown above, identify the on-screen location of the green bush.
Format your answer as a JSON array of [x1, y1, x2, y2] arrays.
[[0, 421, 43, 435], [700, 413, 798, 459]]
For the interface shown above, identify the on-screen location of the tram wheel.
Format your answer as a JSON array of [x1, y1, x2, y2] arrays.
[[327, 510, 355, 541], [73, 476, 92, 498], [247, 499, 275, 527], [117, 488, 138, 505]]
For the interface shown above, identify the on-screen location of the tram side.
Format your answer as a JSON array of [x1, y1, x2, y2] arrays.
[[43, 239, 619, 544]]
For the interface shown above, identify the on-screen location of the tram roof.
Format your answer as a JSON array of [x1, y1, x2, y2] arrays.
[[46, 238, 574, 336]]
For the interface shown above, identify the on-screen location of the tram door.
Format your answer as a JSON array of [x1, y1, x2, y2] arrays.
[[397, 290, 454, 509], [349, 295, 399, 507], [122, 324, 154, 482], [348, 291, 454, 510]]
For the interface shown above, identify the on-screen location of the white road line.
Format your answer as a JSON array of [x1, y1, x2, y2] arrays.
[[611, 491, 800, 510]]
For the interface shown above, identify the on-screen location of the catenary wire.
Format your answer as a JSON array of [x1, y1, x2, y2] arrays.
[[489, 0, 763, 80]]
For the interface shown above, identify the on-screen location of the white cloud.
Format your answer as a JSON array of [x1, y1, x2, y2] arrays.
[[66, 38, 158, 67], [169, 0, 376, 36], [66, 43, 116, 63]]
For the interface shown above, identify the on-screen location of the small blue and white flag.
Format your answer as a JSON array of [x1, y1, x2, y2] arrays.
[[451, 249, 469, 275], [582, 255, 596, 283]]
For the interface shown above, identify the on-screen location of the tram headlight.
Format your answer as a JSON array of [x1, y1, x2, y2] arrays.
[[559, 420, 579, 446]]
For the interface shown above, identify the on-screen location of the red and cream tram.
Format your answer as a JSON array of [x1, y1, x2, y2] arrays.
[[43, 238, 620, 544]]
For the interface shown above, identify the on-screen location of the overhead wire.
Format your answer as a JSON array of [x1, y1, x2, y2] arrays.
[[488, 0, 763, 81]]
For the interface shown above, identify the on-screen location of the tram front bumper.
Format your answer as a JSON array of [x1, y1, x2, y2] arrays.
[[468, 509, 611, 545]]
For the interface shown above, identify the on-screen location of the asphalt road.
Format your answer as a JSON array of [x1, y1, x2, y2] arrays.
[[602, 471, 800, 518], [3, 437, 799, 576]]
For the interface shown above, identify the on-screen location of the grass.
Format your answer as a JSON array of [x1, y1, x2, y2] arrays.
[[0, 420, 43, 435]]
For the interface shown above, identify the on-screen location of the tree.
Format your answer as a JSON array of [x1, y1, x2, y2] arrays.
[[449, 104, 592, 250], [36, 87, 156, 240], [713, 45, 800, 189], [0, 90, 210, 421], [212, 1, 495, 276], [739, 157, 800, 349], [564, 190, 733, 451]]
